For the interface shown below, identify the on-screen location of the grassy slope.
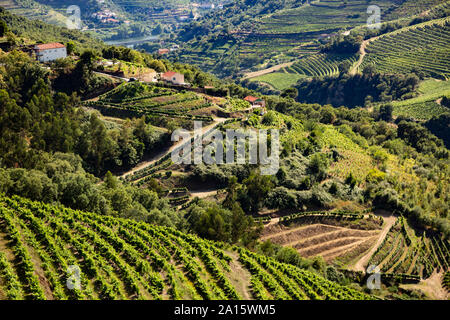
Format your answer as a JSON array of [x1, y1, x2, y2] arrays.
[[380, 79, 450, 120], [250, 72, 306, 90], [360, 17, 450, 79], [390, 79, 450, 120]]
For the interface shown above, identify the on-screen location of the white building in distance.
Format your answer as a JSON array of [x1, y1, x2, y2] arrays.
[[34, 43, 67, 62]]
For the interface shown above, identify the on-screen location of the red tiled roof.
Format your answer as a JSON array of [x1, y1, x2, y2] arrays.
[[35, 43, 65, 51], [162, 71, 177, 78], [158, 49, 170, 54], [244, 96, 260, 103]]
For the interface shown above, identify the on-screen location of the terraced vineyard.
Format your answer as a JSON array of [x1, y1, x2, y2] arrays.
[[179, 0, 401, 77], [318, 126, 375, 182], [261, 213, 382, 264], [250, 54, 358, 90], [85, 82, 214, 123], [257, 0, 396, 35], [383, 0, 449, 20], [368, 217, 450, 280], [360, 17, 450, 79], [288, 54, 358, 78], [0, 195, 374, 300], [0, 0, 69, 27], [389, 79, 450, 120]]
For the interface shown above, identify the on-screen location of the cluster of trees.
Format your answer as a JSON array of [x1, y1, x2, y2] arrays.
[[425, 114, 450, 148], [0, 50, 169, 176], [185, 199, 261, 246], [52, 50, 114, 96], [321, 35, 362, 55], [0, 154, 185, 229], [294, 72, 420, 108]]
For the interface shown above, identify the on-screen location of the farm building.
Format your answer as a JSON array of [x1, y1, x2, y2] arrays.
[[34, 43, 67, 62], [161, 71, 185, 85], [244, 96, 266, 108], [158, 48, 170, 55], [244, 96, 267, 114]]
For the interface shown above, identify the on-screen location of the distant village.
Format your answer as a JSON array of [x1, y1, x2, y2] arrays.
[[89, 2, 226, 26]]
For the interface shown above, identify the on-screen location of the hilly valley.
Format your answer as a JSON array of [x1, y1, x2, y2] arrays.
[[0, 0, 449, 305]]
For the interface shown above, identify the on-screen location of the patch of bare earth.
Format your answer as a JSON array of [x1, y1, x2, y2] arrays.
[[261, 224, 339, 242], [330, 237, 378, 264], [298, 236, 377, 258], [400, 271, 449, 300], [243, 62, 295, 79], [225, 251, 252, 300], [261, 219, 381, 262]]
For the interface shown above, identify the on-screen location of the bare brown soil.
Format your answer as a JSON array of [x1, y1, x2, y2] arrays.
[[298, 236, 376, 258], [291, 229, 379, 251], [329, 237, 377, 264], [261, 224, 340, 243], [401, 271, 449, 300], [261, 217, 382, 263], [349, 35, 380, 75], [226, 251, 252, 300], [243, 62, 295, 79]]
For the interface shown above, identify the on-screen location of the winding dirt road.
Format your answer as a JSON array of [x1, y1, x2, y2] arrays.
[[350, 214, 397, 272], [349, 36, 380, 75], [243, 62, 295, 79]]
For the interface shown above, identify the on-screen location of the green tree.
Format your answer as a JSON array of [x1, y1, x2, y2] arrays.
[[66, 41, 76, 55], [281, 88, 298, 99], [0, 20, 7, 37], [239, 170, 273, 213]]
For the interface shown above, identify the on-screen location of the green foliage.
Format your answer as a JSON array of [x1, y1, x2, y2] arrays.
[[366, 169, 386, 184], [238, 170, 274, 214], [225, 97, 251, 112], [322, 35, 362, 55], [0, 19, 7, 37], [295, 72, 420, 108]]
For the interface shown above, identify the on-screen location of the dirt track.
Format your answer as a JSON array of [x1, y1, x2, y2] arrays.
[[351, 215, 397, 272], [401, 271, 449, 300], [243, 62, 295, 79], [349, 35, 380, 75]]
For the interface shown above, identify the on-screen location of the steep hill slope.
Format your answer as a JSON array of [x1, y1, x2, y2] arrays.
[[360, 17, 450, 79], [0, 195, 374, 300], [0, 6, 104, 50], [175, 0, 444, 78]]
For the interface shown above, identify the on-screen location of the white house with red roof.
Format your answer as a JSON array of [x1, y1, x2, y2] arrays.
[[161, 71, 185, 85], [34, 43, 67, 62], [244, 96, 267, 114], [244, 96, 266, 108]]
